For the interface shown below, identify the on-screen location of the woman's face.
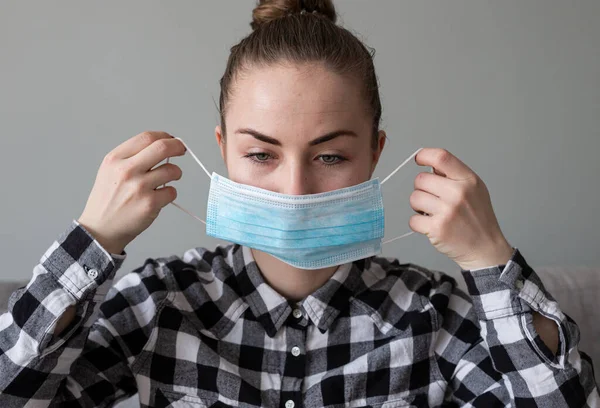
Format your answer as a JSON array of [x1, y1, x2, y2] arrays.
[[215, 63, 386, 194]]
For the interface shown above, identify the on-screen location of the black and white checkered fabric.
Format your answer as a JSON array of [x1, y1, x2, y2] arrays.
[[0, 220, 597, 407]]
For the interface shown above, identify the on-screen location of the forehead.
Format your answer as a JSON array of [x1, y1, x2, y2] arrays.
[[226, 62, 370, 128]]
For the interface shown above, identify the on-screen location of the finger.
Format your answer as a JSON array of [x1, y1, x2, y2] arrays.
[[415, 148, 473, 181], [153, 186, 178, 209], [110, 131, 174, 160], [130, 138, 187, 173], [409, 189, 441, 216], [408, 213, 431, 235], [414, 171, 456, 200], [144, 163, 183, 190]]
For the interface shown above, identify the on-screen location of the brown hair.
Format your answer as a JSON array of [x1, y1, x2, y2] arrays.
[[218, 0, 383, 150]]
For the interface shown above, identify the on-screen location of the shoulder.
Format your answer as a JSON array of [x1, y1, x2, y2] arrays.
[[99, 243, 238, 330], [363, 255, 469, 302], [90, 244, 239, 360], [99, 256, 169, 328], [355, 255, 476, 333]]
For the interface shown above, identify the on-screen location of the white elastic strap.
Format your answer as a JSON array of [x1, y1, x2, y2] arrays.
[[172, 137, 212, 179], [169, 201, 206, 224], [381, 147, 424, 185], [382, 231, 417, 245], [381, 147, 432, 245], [162, 137, 211, 225]]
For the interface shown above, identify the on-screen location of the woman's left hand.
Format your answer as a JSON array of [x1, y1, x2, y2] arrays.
[[409, 148, 514, 271]]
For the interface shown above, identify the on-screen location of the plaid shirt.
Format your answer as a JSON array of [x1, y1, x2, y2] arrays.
[[0, 220, 597, 407]]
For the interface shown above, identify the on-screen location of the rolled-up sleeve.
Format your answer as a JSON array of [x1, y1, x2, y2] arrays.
[[456, 247, 599, 405]]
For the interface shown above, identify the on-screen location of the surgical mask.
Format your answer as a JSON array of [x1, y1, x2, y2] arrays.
[[164, 137, 428, 270]]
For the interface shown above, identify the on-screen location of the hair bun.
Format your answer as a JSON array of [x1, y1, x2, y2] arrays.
[[251, 0, 337, 30]]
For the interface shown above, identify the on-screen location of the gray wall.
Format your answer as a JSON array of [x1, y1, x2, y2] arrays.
[[1, 0, 599, 283]]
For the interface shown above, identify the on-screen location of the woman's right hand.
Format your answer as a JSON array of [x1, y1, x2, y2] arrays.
[[77, 131, 186, 255]]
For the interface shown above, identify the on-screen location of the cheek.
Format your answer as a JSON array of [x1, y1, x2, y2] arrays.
[[340, 171, 371, 190], [311, 159, 374, 193], [223, 146, 266, 187]]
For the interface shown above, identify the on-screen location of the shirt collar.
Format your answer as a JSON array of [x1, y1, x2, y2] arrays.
[[236, 245, 369, 337]]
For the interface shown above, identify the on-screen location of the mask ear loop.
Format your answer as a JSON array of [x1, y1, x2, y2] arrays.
[[380, 147, 432, 245], [162, 137, 211, 225]]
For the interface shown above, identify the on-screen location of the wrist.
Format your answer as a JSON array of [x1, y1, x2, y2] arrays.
[[77, 218, 127, 255], [459, 239, 513, 271]]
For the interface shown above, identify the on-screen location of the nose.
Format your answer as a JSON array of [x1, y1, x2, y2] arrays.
[[282, 161, 312, 195]]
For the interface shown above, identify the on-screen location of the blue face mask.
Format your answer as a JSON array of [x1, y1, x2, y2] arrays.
[[165, 138, 427, 270]]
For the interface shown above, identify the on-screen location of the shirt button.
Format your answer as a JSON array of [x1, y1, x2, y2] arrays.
[[87, 268, 98, 279], [515, 279, 524, 289], [285, 400, 295, 408], [291, 346, 301, 357], [292, 308, 303, 319]]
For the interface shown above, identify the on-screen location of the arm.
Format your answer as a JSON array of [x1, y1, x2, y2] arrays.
[[432, 247, 599, 406], [0, 220, 165, 407], [460, 242, 560, 356]]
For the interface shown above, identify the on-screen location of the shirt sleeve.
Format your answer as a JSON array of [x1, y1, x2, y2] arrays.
[[431, 247, 599, 406], [0, 220, 166, 407]]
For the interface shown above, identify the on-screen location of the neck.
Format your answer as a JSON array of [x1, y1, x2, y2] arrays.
[[250, 248, 339, 302]]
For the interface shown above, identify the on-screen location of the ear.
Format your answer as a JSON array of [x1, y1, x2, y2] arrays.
[[370, 130, 386, 176], [215, 125, 227, 164]]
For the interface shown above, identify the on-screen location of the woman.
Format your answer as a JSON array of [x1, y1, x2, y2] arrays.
[[0, 0, 597, 406]]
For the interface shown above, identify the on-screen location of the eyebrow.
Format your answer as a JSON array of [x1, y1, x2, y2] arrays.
[[235, 128, 358, 146]]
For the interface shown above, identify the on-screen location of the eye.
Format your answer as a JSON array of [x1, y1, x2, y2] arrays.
[[244, 152, 272, 165], [318, 154, 346, 167]]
